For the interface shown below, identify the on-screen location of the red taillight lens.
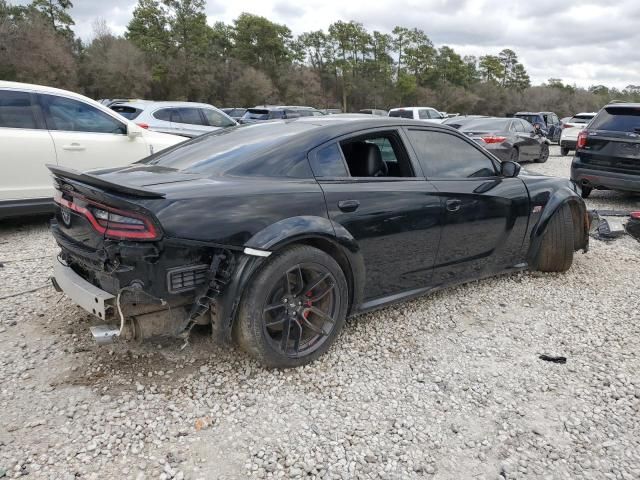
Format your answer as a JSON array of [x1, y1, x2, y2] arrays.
[[481, 135, 507, 144], [576, 130, 588, 149], [54, 192, 159, 240], [136, 123, 149, 129]]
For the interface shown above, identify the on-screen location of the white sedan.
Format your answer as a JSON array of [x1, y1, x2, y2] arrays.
[[0, 81, 185, 219], [560, 112, 597, 156]]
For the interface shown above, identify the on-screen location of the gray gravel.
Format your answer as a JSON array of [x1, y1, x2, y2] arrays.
[[0, 146, 639, 479]]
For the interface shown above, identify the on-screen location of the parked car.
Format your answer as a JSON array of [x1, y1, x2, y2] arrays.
[[49, 116, 588, 367], [220, 108, 247, 121], [442, 115, 488, 129], [109, 101, 237, 138], [388, 107, 445, 123], [0, 81, 185, 219], [559, 112, 597, 155], [514, 111, 562, 143], [359, 109, 388, 116], [240, 106, 325, 123], [571, 103, 640, 197], [460, 117, 550, 163]]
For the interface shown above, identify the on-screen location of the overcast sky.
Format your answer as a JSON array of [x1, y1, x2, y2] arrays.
[[17, 0, 640, 89]]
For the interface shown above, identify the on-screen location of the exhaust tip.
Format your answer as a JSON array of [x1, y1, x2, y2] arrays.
[[90, 325, 120, 345]]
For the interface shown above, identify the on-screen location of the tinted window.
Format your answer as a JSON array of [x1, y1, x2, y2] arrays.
[[142, 122, 314, 178], [202, 109, 235, 128], [43, 95, 126, 134], [418, 109, 429, 120], [408, 130, 496, 179], [569, 114, 595, 124], [176, 107, 206, 125], [589, 107, 640, 133], [428, 110, 441, 119], [243, 109, 271, 120], [515, 114, 543, 125], [110, 105, 142, 120], [389, 110, 414, 119], [153, 108, 173, 121], [310, 143, 348, 177], [0, 90, 38, 129]]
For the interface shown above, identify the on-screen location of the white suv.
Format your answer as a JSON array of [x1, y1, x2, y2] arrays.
[[388, 107, 445, 123], [0, 81, 185, 219], [560, 112, 597, 156]]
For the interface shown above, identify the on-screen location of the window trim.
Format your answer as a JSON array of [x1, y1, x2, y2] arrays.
[[403, 126, 501, 180], [38, 93, 127, 135]]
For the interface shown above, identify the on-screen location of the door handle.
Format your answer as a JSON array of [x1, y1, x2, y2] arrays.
[[62, 143, 86, 151], [338, 200, 360, 212], [446, 199, 462, 212]]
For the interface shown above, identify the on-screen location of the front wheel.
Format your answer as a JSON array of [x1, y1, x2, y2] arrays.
[[235, 245, 349, 368], [535, 144, 549, 163], [533, 204, 574, 272]]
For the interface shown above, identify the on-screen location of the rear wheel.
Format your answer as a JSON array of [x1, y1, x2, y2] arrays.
[[535, 144, 549, 163], [561, 147, 570, 156], [236, 245, 348, 368], [533, 204, 574, 272]]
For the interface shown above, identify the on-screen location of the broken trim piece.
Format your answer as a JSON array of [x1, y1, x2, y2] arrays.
[[243, 247, 272, 258]]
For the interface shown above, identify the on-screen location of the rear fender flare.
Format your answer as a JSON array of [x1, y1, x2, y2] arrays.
[[215, 216, 365, 343], [527, 188, 588, 263]]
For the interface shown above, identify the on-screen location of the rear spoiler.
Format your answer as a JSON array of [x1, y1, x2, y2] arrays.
[[46, 164, 166, 199]]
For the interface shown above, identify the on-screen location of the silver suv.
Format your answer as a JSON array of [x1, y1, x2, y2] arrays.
[[109, 101, 237, 138]]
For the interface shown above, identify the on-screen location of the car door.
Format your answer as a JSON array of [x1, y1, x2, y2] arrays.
[[404, 127, 530, 286], [170, 107, 211, 137], [39, 93, 149, 172], [513, 119, 539, 160], [309, 128, 442, 303], [149, 107, 178, 135], [0, 89, 57, 203]]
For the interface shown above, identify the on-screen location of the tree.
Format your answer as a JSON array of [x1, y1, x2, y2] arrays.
[[479, 55, 503, 83], [30, 0, 74, 37]]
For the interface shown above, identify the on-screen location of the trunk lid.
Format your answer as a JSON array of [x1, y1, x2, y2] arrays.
[[581, 130, 640, 175]]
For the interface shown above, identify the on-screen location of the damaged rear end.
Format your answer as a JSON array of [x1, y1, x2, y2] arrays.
[[48, 164, 244, 345]]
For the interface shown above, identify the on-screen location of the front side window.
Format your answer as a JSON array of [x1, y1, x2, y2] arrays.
[[339, 131, 414, 178], [389, 110, 414, 119], [202, 109, 235, 128], [0, 90, 38, 129], [418, 109, 429, 120], [42, 94, 126, 134], [408, 129, 497, 179]]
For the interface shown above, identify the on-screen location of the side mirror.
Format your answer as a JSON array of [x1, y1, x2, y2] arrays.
[[501, 161, 521, 178], [127, 123, 143, 139]]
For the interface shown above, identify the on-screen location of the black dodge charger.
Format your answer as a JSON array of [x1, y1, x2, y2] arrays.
[[49, 116, 589, 368]]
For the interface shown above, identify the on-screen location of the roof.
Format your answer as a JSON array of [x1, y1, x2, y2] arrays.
[[604, 103, 640, 108], [111, 100, 219, 109], [251, 105, 319, 110], [389, 106, 438, 111], [0, 80, 98, 104]]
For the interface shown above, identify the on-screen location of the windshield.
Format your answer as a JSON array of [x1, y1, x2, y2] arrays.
[[589, 107, 640, 133], [389, 110, 413, 119], [461, 118, 512, 131], [141, 122, 314, 177], [570, 114, 595, 123], [515, 114, 543, 125]]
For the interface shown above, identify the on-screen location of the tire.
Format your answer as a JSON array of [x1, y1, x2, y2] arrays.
[[535, 144, 549, 163], [560, 147, 570, 156], [509, 148, 519, 163], [581, 186, 592, 198], [235, 245, 349, 368], [533, 204, 574, 272]]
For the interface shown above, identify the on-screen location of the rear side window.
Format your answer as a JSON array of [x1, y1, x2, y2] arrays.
[[589, 107, 640, 133], [0, 90, 39, 129], [176, 108, 206, 125], [310, 143, 348, 177], [389, 110, 414, 119], [408, 130, 497, 179], [153, 108, 173, 121], [202, 109, 235, 128], [110, 105, 142, 120], [42, 94, 126, 134]]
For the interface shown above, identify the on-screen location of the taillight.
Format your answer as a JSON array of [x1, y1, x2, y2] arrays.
[[53, 192, 160, 240], [481, 135, 507, 144], [136, 123, 149, 129], [576, 130, 588, 149]]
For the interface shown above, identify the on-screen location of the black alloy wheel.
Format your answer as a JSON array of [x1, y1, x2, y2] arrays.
[[236, 245, 348, 368], [262, 263, 339, 358]]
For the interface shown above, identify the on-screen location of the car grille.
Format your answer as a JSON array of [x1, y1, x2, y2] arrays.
[[167, 264, 209, 294]]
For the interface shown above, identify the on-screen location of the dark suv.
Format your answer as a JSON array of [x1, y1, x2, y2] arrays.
[[571, 103, 640, 198], [514, 111, 561, 143]]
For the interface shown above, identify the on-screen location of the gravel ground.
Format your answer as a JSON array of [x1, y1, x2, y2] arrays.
[[0, 146, 639, 480]]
